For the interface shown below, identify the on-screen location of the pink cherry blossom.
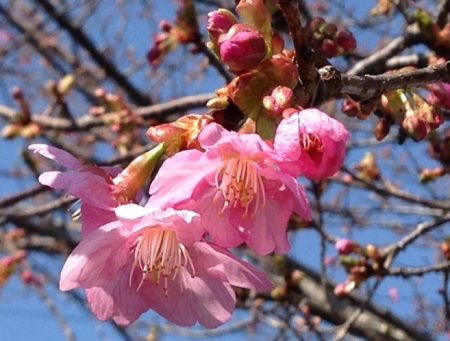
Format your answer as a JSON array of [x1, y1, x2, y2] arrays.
[[148, 123, 311, 255], [29, 144, 122, 236], [274, 109, 350, 179], [60, 204, 272, 327]]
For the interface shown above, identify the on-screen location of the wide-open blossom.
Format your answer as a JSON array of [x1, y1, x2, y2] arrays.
[[60, 204, 272, 327], [29, 144, 122, 236], [148, 123, 311, 255], [274, 109, 350, 180]]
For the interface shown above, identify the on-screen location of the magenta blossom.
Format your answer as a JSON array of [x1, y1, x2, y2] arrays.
[[29, 144, 122, 236], [60, 204, 272, 327], [148, 123, 311, 255], [274, 109, 350, 180]]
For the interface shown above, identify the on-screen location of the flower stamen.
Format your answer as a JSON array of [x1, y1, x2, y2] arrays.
[[214, 158, 266, 219], [130, 228, 195, 297], [300, 133, 323, 152]]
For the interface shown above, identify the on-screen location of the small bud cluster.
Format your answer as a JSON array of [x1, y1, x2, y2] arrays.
[[146, 2, 199, 67], [305, 17, 357, 58], [381, 89, 443, 142], [334, 240, 385, 296]]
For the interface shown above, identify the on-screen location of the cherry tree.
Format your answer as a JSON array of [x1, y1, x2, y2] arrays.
[[0, 1, 449, 340]]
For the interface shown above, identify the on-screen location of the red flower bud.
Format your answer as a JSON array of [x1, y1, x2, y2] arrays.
[[321, 39, 338, 57], [336, 29, 357, 51]]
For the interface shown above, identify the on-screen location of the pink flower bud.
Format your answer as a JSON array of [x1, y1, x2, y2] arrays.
[[341, 98, 358, 117], [263, 86, 293, 117], [402, 115, 429, 141], [218, 24, 266, 71], [207, 10, 237, 43], [335, 239, 357, 255]]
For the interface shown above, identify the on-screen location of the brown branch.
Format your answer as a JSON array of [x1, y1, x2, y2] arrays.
[[437, 0, 450, 28], [0, 93, 214, 131], [0, 185, 50, 208], [388, 261, 450, 277], [33, 0, 153, 106], [0, 4, 99, 102], [194, 37, 233, 83], [281, 256, 432, 341], [341, 61, 450, 100], [276, 0, 318, 104], [315, 61, 450, 105], [348, 26, 422, 76], [339, 167, 450, 211], [382, 214, 450, 261]]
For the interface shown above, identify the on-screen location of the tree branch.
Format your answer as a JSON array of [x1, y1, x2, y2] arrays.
[[283, 257, 432, 341], [33, 0, 153, 106], [0, 93, 214, 131]]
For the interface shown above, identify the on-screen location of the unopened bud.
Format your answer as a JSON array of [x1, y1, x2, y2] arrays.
[[336, 29, 357, 51], [322, 39, 338, 57], [335, 239, 358, 255], [113, 144, 166, 201], [207, 9, 237, 43], [263, 86, 293, 117], [419, 167, 445, 183], [218, 24, 266, 71], [374, 117, 391, 141], [402, 114, 429, 141]]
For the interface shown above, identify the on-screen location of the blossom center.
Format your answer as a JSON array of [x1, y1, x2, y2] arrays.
[[131, 228, 195, 296], [214, 158, 266, 219], [300, 133, 323, 152]]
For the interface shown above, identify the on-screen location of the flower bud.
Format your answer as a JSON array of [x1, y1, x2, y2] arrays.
[[218, 24, 266, 71], [207, 9, 237, 43], [335, 239, 359, 255], [336, 29, 357, 51], [113, 144, 166, 202], [320, 23, 338, 37], [419, 167, 445, 183], [262, 86, 293, 117], [402, 114, 429, 141], [355, 152, 381, 181], [321, 39, 338, 57], [147, 114, 215, 155], [374, 117, 391, 141], [260, 53, 299, 88]]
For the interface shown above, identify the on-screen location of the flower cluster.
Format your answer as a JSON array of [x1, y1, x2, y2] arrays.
[[29, 0, 350, 330], [29, 108, 348, 327]]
